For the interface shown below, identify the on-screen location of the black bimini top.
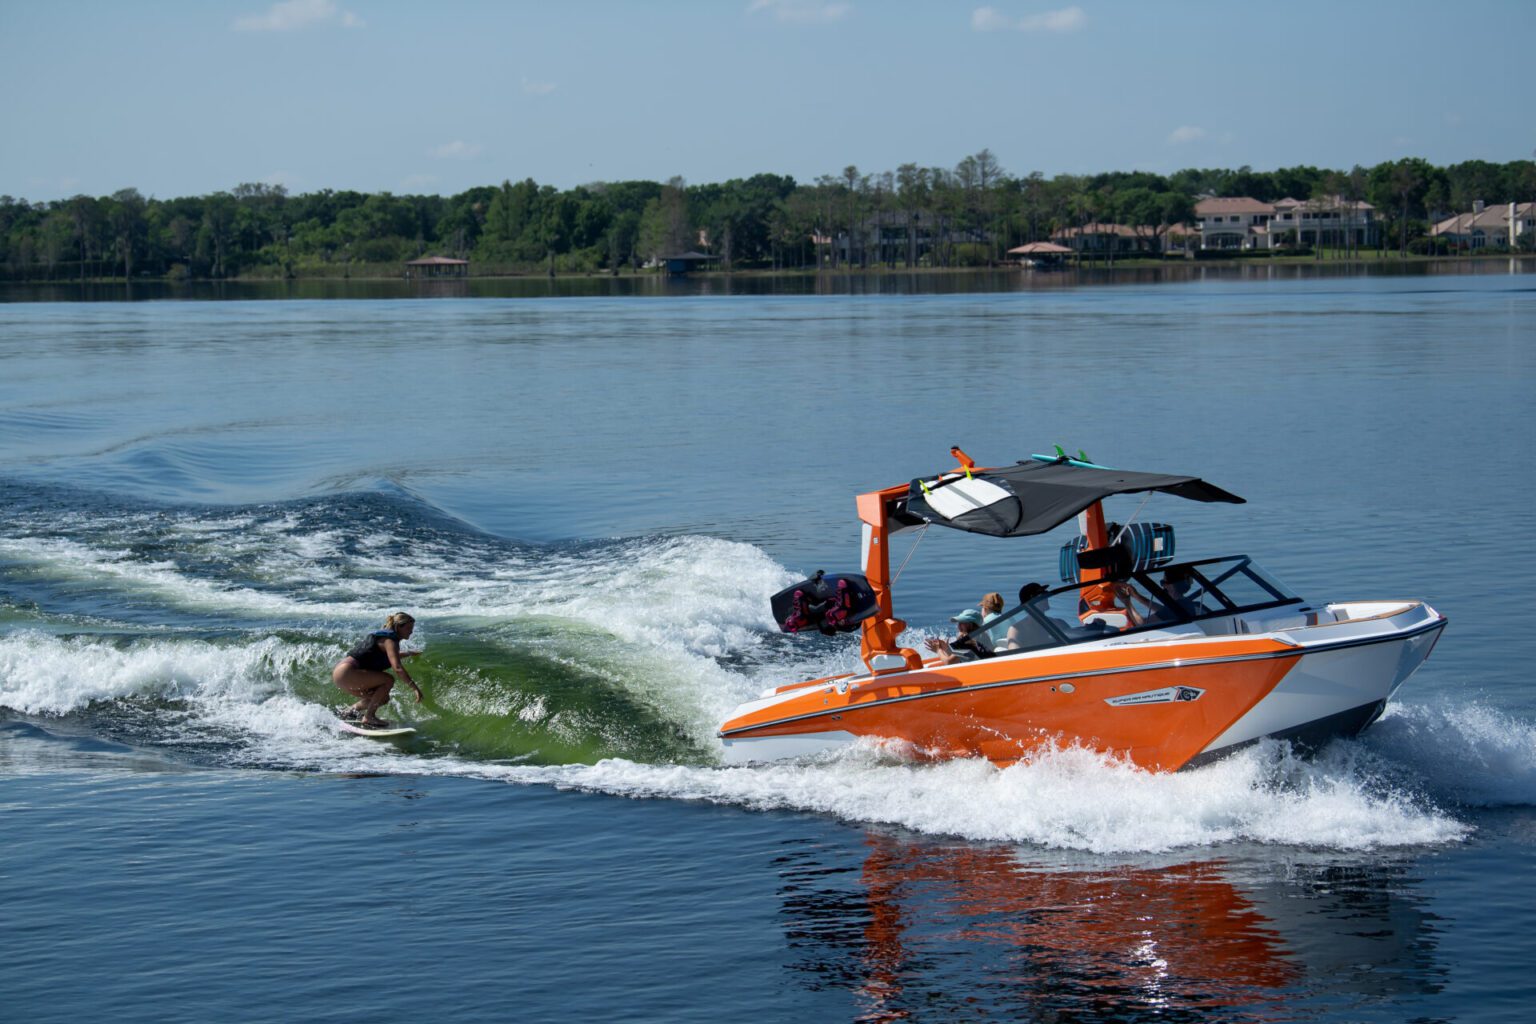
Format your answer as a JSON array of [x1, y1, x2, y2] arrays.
[[903, 458, 1244, 538]]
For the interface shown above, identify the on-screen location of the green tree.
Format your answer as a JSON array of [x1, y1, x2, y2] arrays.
[[637, 176, 691, 264], [198, 193, 236, 277], [895, 164, 928, 266], [67, 194, 100, 281], [1377, 158, 1431, 256], [480, 178, 543, 262], [106, 188, 147, 277], [1271, 165, 1325, 200], [40, 209, 75, 273], [1116, 187, 1191, 253]]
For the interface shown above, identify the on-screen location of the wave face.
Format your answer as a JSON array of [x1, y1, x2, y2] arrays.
[[3, 481, 1528, 853], [0, 481, 812, 767]]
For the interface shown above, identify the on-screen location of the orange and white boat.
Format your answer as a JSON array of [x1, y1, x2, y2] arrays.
[[719, 450, 1447, 771]]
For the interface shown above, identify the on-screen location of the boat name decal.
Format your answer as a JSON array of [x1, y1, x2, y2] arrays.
[[1105, 686, 1205, 707]]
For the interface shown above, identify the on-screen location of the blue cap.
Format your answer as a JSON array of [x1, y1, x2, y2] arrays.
[[951, 608, 984, 626]]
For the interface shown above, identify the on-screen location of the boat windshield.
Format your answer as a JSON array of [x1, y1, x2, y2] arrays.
[[973, 556, 1301, 655]]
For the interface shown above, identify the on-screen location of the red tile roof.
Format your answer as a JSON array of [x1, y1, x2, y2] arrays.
[[1194, 197, 1274, 215]]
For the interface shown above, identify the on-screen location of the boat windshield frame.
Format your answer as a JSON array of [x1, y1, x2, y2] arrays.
[[973, 555, 1303, 655]]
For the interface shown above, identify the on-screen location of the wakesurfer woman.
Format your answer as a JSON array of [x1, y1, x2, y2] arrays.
[[333, 612, 422, 727]]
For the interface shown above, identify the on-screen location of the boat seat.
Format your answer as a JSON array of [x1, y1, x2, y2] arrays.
[[1197, 616, 1239, 636]]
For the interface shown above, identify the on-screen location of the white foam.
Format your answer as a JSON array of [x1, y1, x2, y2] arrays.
[[515, 740, 1468, 853], [178, 692, 408, 767], [236, 736, 1462, 855], [1363, 701, 1536, 807], [0, 631, 330, 714]]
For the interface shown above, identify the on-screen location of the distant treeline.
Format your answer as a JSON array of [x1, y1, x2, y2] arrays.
[[3, 153, 1533, 281]]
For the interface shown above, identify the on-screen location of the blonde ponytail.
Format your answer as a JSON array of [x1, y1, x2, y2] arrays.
[[385, 612, 416, 632]]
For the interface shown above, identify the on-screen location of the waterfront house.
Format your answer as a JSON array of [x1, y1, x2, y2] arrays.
[[1431, 201, 1536, 250], [828, 209, 993, 266], [1051, 222, 1150, 254], [1194, 198, 1274, 250], [1195, 196, 1379, 250], [1273, 196, 1378, 249], [1161, 222, 1198, 254]]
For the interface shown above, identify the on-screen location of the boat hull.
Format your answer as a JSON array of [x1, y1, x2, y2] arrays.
[[719, 604, 1445, 772]]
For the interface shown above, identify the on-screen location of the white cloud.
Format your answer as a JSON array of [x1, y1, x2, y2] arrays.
[[748, 0, 852, 23], [233, 0, 363, 32], [971, 7, 1012, 31], [972, 5, 1085, 33], [430, 140, 483, 160], [521, 77, 556, 96], [1021, 6, 1085, 32], [1167, 125, 1207, 144]]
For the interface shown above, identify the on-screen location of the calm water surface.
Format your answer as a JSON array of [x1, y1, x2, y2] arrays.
[[3, 268, 1534, 1022]]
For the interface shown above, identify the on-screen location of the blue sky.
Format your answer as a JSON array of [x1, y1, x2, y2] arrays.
[[2, 0, 1531, 201]]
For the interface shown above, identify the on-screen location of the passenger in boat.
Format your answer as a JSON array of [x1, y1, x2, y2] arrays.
[[1006, 583, 1107, 649], [1152, 566, 1205, 619], [924, 608, 993, 665], [1006, 584, 1053, 649], [332, 612, 424, 727], [1079, 578, 1156, 628], [980, 592, 1005, 625]]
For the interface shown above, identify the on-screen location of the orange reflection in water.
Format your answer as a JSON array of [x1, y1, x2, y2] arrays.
[[854, 836, 1299, 1022]]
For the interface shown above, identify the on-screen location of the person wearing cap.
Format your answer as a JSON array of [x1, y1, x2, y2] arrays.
[[924, 607, 994, 665]]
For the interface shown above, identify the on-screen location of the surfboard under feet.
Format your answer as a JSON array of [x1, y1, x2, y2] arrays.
[[336, 718, 417, 738]]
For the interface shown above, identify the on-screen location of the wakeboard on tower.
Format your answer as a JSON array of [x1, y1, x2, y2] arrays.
[[771, 570, 878, 635]]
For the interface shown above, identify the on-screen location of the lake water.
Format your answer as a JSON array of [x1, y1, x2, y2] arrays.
[[3, 266, 1535, 1022]]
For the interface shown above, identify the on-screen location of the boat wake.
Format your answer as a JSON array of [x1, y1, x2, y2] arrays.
[[1, 482, 1529, 854]]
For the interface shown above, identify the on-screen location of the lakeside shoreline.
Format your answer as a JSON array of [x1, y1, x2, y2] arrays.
[[5, 252, 1533, 290]]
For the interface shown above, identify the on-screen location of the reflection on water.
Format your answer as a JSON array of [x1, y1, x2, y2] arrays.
[[2, 258, 1531, 302], [775, 833, 1440, 1022]]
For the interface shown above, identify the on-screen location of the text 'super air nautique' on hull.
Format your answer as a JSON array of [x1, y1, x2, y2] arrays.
[[718, 450, 1446, 771]]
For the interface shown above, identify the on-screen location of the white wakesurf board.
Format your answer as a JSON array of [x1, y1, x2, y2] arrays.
[[336, 718, 416, 738]]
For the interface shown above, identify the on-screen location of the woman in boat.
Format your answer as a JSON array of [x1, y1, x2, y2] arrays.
[[333, 612, 423, 727], [925, 608, 993, 665], [980, 592, 1005, 625]]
